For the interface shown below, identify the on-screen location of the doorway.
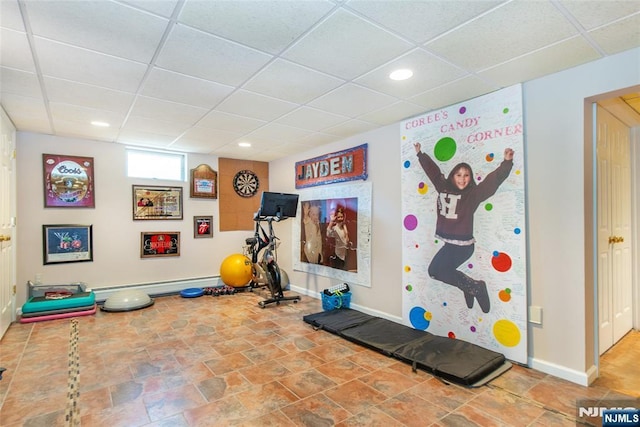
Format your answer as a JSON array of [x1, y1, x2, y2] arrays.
[[586, 87, 640, 392]]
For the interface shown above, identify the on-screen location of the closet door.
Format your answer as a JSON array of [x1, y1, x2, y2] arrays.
[[597, 105, 633, 355]]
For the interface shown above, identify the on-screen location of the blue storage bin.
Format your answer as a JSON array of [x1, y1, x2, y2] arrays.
[[321, 291, 351, 311]]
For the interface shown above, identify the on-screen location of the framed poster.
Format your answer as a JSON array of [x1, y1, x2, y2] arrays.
[[133, 185, 183, 220], [194, 216, 213, 238], [42, 224, 93, 265], [190, 164, 217, 199], [140, 232, 180, 258], [43, 154, 95, 208]]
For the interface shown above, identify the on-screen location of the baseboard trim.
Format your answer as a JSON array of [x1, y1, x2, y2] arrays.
[[91, 276, 221, 302], [528, 357, 591, 386]]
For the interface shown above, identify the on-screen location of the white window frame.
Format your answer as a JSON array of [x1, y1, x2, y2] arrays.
[[126, 148, 186, 181]]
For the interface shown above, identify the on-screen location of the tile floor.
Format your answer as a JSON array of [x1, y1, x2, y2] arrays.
[[0, 288, 637, 426]]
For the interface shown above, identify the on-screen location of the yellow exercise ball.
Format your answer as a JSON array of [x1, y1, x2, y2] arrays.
[[220, 254, 253, 287]]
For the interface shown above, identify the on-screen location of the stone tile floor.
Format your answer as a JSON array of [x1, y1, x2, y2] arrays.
[[0, 289, 637, 426]]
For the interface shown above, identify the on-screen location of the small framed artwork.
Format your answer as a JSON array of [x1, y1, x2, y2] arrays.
[[194, 216, 213, 238], [43, 224, 93, 265], [43, 154, 95, 208], [140, 232, 180, 258], [190, 164, 217, 199], [133, 185, 183, 220]]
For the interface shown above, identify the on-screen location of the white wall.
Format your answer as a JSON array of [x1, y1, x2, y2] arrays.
[[16, 133, 252, 305], [14, 47, 640, 386]]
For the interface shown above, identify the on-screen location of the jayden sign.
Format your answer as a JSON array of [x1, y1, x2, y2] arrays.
[[295, 144, 368, 189]]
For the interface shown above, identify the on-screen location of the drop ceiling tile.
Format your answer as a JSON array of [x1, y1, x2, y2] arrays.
[[309, 84, 397, 118], [197, 110, 266, 133], [295, 132, 344, 147], [117, 129, 176, 148], [24, 1, 169, 63], [426, 1, 578, 72], [0, 0, 24, 31], [275, 106, 349, 132], [355, 49, 467, 98], [0, 67, 41, 98], [156, 24, 273, 86], [322, 119, 379, 137], [559, 0, 640, 30], [0, 93, 51, 133], [478, 36, 601, 87], [178, 0, 334, 54], [141, 68, 234, 109], [409, 76, 497, 111], [172, 126, 243, 150], [589, 14, 640, 55], [282, 8, 413, 80], [129, 96, 208, 125], [216, 90, 298, 121], [0, 29, 36, 72], [346, 0, 504, 43], [245, 122, 313, 144], [49, 102, 127, 129], [34, 38, 147, 92], [53, 118, 120, 142], [44, 77, 135, 113], [122, 115, 190, 137], [122, 0, 179, 18], [358, 101, 429, 126], [243, 59, 345, 104]]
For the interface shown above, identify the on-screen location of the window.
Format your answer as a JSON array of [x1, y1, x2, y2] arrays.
[[126, 148, 186, 181]]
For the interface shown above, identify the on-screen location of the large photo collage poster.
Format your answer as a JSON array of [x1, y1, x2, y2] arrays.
[[400, 84, 527, 363]]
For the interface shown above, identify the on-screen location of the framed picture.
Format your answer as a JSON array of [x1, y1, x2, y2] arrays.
[[42, 224, 93, 265], [140, 232, 180, 258], [194, 216, 213, 238], [133, 185, 183, 220], [190, 164, 217, 199], [43, 154, 95, 208]]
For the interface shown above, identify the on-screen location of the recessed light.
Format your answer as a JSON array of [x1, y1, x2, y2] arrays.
[[389, 69, 413, 81], [238, 142, 251, 148], [91, 121, 110, 127]]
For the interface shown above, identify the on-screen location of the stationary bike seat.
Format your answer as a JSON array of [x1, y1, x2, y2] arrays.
[[245, 237, 258, 245]]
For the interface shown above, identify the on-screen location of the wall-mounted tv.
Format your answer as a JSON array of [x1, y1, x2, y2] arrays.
[[259, 191, 299, 219]]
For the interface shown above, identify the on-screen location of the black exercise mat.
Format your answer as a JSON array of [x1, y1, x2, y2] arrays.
[[393, 335, 506, 386], [303, 308, 375, 334], [303, 308, 510, 387], [340, 317, 436, 356]]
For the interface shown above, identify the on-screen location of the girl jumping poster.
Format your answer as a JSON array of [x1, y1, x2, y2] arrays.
[[400, 84, 527, 364]]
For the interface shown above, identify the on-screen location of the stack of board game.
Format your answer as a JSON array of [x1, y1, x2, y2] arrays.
[[20, 282, 96, 323]]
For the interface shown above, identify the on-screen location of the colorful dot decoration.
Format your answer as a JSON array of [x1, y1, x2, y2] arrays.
[[409, 306, 431, 330], [434, 137, 457, 162], [404, 265, 411, 272], [485, 153, 494, 162], [493, 319, 521, 347], [470, 326, 477, 332], [467, 263, 473, 269], [484, 203, 493, 211], [514, 228, 521, 234], [459, 106, 466, 114], [503, 108, 510, 114], [403, 214, 418, 231], [498, 289, 511, 302], [417, 182, 428, 195], [403, 160, 411, 168], [491, 251, 512, 272], [448, 331, 456, 339], [405, 284, 413, 291]]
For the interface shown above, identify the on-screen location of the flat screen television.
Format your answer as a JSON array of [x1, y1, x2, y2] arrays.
[[259, 191, 299, 219]]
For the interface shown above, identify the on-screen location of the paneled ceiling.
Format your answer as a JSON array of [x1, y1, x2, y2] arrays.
[[1, 0, 639, 161]]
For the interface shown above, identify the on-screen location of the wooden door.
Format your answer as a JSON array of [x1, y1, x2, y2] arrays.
[[0, 108, 16, 339], [597, 105, 633, 355]]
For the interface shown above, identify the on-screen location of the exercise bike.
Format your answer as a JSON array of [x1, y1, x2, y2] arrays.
[[244, 192, 301, 308]]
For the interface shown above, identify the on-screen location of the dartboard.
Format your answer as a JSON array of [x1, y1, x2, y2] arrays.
[[233, 170, 259, 197]]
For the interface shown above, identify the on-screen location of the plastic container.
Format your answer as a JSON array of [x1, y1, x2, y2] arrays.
[[28, 281, 86, 298], [321, 291, 351, 311]]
